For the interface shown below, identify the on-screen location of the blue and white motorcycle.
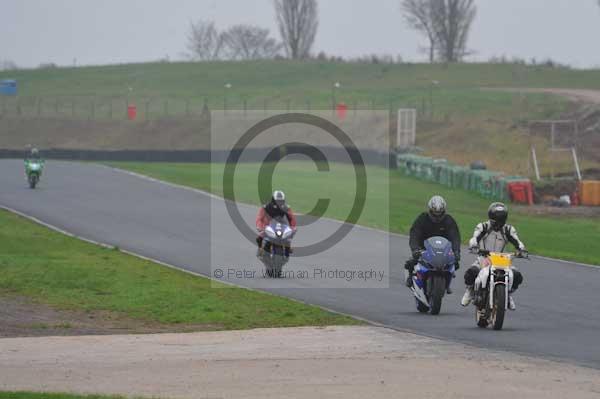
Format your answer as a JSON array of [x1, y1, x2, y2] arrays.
[[257, 217, 295, 278], [408, 236, 457, 315]]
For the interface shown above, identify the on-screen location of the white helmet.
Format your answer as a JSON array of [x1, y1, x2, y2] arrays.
[[272, 190, 286, 208], [427, 195, 447, 222]]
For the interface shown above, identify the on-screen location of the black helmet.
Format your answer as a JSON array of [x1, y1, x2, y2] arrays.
[[488, 202, 508, 230], [272, 190, 286, 209], [427, 195, 447, 223]]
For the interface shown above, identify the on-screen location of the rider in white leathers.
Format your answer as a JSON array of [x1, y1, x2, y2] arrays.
[[461, 202, 527, 310]]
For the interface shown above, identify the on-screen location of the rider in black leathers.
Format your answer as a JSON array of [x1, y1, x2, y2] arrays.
[[405, 196, 461, 293]]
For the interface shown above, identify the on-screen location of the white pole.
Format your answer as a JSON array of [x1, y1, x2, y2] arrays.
[[572, 147, 582, 181], [411, 109, 416, 147], [531, 147, 541, 181]]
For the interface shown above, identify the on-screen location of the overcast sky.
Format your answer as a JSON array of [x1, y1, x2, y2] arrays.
[[2, 0, 600, 69]]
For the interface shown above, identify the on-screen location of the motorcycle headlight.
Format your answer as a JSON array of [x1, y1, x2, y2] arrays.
[[276, 230, 283, 237], [265, 227, 276, 238]]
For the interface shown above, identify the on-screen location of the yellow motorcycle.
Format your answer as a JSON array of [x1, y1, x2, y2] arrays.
[[472, 250, 528, 330]]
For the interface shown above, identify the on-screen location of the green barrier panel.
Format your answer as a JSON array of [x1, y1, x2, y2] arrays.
[[395, 152, 530, 203]]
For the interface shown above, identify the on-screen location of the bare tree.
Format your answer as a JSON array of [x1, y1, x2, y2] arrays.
[[431, 0, 477, 62], [401, 0, 437, 63], [223, 25, 282, 60], [274, 0, 318, 59], [186, 20, 226, 61]]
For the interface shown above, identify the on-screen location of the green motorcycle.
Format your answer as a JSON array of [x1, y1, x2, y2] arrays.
[[25, 159, 44, 189]]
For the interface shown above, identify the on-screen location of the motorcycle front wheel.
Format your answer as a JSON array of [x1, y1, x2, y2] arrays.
[[491, 285, 506, 330], [428, 275, 446, 315], [266, 246, 285, 278], [28, 174, 38, 189]]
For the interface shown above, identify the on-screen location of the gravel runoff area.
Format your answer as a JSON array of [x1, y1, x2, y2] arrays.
[[1, 326, 599, 399]]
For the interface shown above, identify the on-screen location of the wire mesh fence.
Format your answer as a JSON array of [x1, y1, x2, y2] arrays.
[[0, 95, 436, 122]]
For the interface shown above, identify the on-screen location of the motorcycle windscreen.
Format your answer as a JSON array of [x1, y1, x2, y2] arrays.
[[423, 236, 455, 270]]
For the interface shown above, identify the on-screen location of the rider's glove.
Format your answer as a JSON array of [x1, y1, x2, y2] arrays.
[[412, 249, 422, 260]]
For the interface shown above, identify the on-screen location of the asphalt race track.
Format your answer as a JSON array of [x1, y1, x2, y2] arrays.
[[1, 160, 599, 368]]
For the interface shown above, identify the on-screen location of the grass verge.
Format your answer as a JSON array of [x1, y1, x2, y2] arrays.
[[0, 209, 360, 329], [106, 161, 600, 266]]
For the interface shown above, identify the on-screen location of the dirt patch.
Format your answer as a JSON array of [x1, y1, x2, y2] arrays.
[[1, 326, 599, 399], [0, 296, 222, 338], [486, 88, 600, 164]]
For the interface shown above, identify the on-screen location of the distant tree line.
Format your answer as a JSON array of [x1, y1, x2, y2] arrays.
[[186, 21, 282, 61], [187, 0, 480, 64], [187, 0, 318, 61], [186, 0, 600, 65]]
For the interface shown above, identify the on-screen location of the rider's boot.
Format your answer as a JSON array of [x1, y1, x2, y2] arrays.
[[446, 275, 453, 294], [508, 295, 516, 310], [404, 270, 413, 288], [461, 286, 474, 306]]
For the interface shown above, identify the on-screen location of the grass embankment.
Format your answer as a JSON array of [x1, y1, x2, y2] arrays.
[[0, 61, 594, 109], [0, 209, 359, 329], [107, 161, 600, 265], [0, 61, 568, 121], [3, 61, 593, 175]]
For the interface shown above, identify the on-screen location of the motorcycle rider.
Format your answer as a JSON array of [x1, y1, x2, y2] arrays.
[[255, 190, 297, 256], [461, 202, 527, 310], [26, 147, 42, 161], [405, 195, 461, 293]]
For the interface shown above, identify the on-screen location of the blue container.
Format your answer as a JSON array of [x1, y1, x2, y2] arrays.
[[0, 79, 17, 96]]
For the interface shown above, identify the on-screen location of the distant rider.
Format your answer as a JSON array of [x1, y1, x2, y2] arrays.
[[405, 195, 461, 293], [256, 190, 297, 255], [461, 202, 527, 310], [26, 147, 42, 162]]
